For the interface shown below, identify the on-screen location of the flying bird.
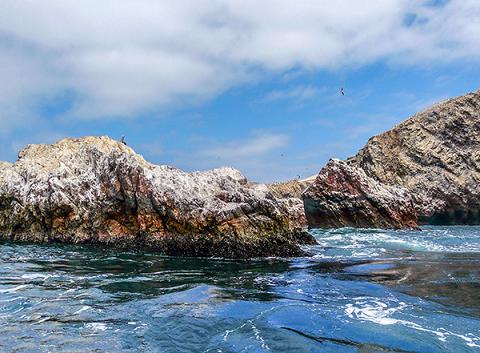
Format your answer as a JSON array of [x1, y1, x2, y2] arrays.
[[340, 87, 345, 96]]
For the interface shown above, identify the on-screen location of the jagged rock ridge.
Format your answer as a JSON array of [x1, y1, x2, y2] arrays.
[[0, 137, 315, 258], [348, 89, 480, 224], [302, 89, 480, 229]]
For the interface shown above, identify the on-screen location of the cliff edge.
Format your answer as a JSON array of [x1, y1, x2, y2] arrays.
[[349, 89, 480, 224]]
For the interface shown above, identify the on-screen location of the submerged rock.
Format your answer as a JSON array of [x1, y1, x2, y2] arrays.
[[349, 89, 480, 224], [303, 159, 418, 229], [0, 137, 315, 258]]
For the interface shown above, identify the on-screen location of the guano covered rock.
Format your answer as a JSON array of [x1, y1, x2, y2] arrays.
[[0, 137, 315, 258]]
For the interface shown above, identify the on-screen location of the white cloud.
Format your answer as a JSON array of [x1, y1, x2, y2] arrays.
[[204, 132, 289, 159], [0, 0, 479, 123], [158, 131, 291, 181], [0, 45, 57, 133]]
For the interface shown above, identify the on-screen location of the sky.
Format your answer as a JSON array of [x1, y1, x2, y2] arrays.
[[1, 0, 480, 182]]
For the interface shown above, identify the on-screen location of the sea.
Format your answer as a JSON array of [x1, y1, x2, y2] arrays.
[[1, 226, 479, 352]]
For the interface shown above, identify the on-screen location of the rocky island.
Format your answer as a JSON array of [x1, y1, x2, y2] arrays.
[[348, 89, 480, 225], [0, 137, 315, 258], [304, 89, 480, 229], [1, 89, 479, 256]]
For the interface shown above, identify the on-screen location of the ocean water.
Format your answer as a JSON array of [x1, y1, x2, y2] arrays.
[[1, 226, 479, 353]]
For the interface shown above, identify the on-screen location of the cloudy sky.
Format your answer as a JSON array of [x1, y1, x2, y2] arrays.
[[1, 0, 480, 181]]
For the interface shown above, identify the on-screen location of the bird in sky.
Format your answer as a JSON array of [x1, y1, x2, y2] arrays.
[[340, 87, 345, 96]]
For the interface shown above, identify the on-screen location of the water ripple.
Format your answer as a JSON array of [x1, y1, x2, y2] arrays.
[[0, 226, 479, 352]]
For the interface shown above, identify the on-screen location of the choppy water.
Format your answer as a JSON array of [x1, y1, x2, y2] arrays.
[[1, 226, 479, 353]]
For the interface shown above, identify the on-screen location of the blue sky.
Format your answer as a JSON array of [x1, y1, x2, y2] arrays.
[[1, 1, 479, 181]]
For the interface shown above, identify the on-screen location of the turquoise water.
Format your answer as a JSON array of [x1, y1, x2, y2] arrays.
[[1, 226, 479, 352]]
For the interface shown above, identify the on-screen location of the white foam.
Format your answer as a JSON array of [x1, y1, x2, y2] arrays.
[[345, 298, 408, 325], [311, 227, 480, 258], [0, 284, 28, 293], [21, 273, 49, 280], [74, 306, 90, 315], [345, 298, 480, 348], [86, 323, 108, 331], [34, 316, 51, 324]]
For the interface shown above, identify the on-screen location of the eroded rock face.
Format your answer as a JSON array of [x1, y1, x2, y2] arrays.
[[0, 137, 315, 258], [348, 89, 480, 224], [303, 159, 418, 229], [267, 177, 316, 200]]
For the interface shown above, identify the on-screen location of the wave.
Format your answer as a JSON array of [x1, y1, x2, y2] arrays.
[[307, 226, 480, 260]]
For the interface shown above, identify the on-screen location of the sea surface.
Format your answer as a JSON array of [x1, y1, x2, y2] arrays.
[[1, 226, 480, 353]]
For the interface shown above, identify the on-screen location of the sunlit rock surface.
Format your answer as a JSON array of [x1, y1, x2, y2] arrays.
[[349, 89, 480, 224], [0, 137, 315, 258], [303, 159, 418, 229]]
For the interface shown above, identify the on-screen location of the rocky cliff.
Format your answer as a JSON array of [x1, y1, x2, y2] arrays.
[[3, 91, 478, 243], [348, 89, 480, 224], [302, 89, 480, 229], [303, 159, 418, 229], [0, 137, 315, 258]]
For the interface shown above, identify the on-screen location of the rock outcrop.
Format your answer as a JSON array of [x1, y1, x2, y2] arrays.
[[303, 159, 418, 229], [302, 89, 480, 229], [348, 89, 480, 224], [0, 137, 316, 258], [267, 177, 315, 200]]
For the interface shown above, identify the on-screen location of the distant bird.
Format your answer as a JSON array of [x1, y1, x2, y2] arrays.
[[340, 87, 345, 96], [280, 153, 284, 157], [120, 136, 127, 145]]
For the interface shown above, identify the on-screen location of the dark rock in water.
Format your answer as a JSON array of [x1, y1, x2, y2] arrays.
[[303, 159, 418, 229], [0, 137, 315, 258], [348, 89, 480, 224]]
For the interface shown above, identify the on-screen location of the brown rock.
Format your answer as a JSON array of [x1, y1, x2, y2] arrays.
[[348, 89, 480, 224], [0, 136, 315, 258], [303, 159, 418, 229]]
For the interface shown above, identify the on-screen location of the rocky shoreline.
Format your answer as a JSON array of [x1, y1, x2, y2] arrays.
[[1, 89, 479, 257], [0, 137, 315, 258]]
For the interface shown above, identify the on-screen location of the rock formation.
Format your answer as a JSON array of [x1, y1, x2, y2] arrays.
[[348, 89, 480, 224], [302, 89, 480, 229], [267, 176, 316, 200], [303, 159, 418, 229], [0, 137, 316, 258], [2, 90, 478, 241]]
